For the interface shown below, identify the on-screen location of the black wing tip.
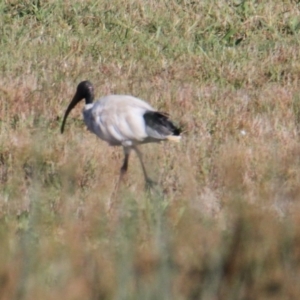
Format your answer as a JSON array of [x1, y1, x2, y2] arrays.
[[144, 111, 181, 136], [173, 127, 181, 136], [169, 124, 181, 136]]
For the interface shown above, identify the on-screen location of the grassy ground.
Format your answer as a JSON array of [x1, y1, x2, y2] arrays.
[[1, 0, 300, 299]]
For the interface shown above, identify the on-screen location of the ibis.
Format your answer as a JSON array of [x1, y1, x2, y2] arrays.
[[61, 81, 181, 186]]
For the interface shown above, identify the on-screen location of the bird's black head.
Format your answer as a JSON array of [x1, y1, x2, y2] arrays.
[[76, 80, 94, 104], [60, 80, 95, 134]]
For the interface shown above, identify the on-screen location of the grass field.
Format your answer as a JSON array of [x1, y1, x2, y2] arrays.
[[1, 0, 300, 299]]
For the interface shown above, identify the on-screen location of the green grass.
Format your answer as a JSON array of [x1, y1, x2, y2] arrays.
[[1, 0, 300, 299]]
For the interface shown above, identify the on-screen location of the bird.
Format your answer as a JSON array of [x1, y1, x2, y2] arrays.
[[60, 80, 181, 187]]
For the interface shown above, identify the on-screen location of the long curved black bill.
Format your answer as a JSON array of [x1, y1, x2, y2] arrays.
[[60, 93, 82, 133]]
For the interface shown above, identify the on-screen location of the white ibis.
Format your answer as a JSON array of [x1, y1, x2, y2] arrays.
[[61, 81, 181, 186]]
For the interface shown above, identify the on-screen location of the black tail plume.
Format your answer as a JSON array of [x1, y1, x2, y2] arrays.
[[143, 111, 181, 137]]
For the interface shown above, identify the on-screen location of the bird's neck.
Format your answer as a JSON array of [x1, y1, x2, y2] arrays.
[[85, 95, 94, 105]]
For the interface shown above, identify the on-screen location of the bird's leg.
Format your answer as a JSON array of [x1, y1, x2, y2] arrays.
[[108, 147, 131, 213], [132, 146, 156, 189], [120, 147, 131, 180], [115, 146, 131, 191]]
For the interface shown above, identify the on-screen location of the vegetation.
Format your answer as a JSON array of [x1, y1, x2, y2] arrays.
[[1, 0, 300, 298]]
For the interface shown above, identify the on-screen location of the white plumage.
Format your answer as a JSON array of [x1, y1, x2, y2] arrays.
[[61, 81, 181, 185], [84, 95, 153, 146]]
